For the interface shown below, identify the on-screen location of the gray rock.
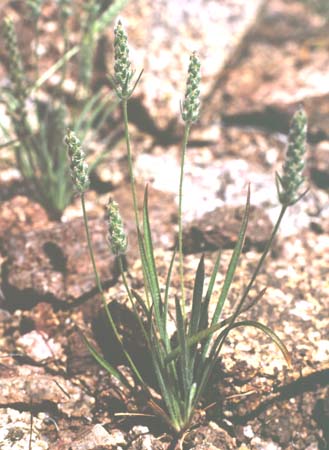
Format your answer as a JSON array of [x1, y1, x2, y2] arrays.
[[0, 364, 94, 417], [2, 218, 119, 306], [112, 0, 266, 128]]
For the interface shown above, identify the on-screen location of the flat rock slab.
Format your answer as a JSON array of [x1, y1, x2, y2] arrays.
[[183, 205, 272, 254], [0, 363, 94, 417], [115, 0, 266, 128], [205, 0, 329, 138], [2, 217, 118, 306]]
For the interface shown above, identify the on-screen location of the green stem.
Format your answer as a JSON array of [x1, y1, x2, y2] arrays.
[[80, 193, 145, 386], [237, 205, 287, 316], [193, 205, 288, 411], [218, 204, 288, 351], [33, 19, 40, 80], [121, 98, 150, 308], [118, 255, 137, 310], [118, 255, 150, 347], [122, 99, 139, 227], [178, 122, 191, 317], [81, 193, 103, 293], [59, 20, 70, 92]]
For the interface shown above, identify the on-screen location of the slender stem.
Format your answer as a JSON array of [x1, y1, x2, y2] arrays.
[[81, 194, 103, 293], [118, 255, 149, 343], [217, 204, 288, 353], [178, 123, 191, 317], [33, 20, 40, 80], [193, 206, 288, 412], [122, 99, 139, 227], [121, 98, 150, 307], [236, 205, 287, 317], [59, 20, 70, 92], [118, 255, 135, 308], [80, 193, 145, 386]]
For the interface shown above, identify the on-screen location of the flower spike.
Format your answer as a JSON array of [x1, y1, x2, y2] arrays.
[[181, 52, 201, 123], [112, 20, 134, 99], [277, 107, 308, 206], [64, 129, 90, 193], [107, 198, 128, 255], [3, 17, 28, 104]]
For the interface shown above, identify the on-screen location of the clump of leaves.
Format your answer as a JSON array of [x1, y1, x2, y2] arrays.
[[300, 0, 329, 17], [67, 22, 308, 434], [0, 1, 128, 219]]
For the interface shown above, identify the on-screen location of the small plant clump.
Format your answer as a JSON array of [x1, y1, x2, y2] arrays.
[[66, 21, 308, 435], [0, 1, 128, 219]]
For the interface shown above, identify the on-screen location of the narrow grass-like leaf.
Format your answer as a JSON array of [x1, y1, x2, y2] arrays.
[[86, 97, 119, 137], [212, 186, 250, 326], [163, 248, 177, 350], [165, 317, 225, 363], [31, 45, 79, 94], [77, 328, 131, 388], [199, 250, 221, 331], [131, 289, 149, 317], [74, 90, 107, 131], [226, 320, 292, 366], [185, 382, 197, 423], [137, 227, 153, 294], [189, 254, 205, 338], [149, 325, 182, 430], [194, 318, 291, 410], [142, 187, 164, 336], [239, 287, 267, 315], [175, 296, 191, 398], [148, 398, 179, 433], [143, 187, 161, 301], [200, 187, 250, 360], [75, 92, 118, 143], [167, 286, 268, 363], [193, 251, 222, 380], [118, 265, 151, 353]]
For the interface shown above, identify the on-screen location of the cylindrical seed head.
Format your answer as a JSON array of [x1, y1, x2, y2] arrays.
[[113, 20, 133, 99], [2, 17, 28, 104], [64, 129, 90, 193], [107, 198, 128, 255], [277, 107, 307, 206], [182, 52, 201, 123]]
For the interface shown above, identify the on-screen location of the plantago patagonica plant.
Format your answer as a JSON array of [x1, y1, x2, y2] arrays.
[[70, 21, 308, 434]]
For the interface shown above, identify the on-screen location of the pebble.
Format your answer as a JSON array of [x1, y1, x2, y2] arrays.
[[250, 437, 282, 450], [16, 330, 63, 362], [0, 409, 48, 450]]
